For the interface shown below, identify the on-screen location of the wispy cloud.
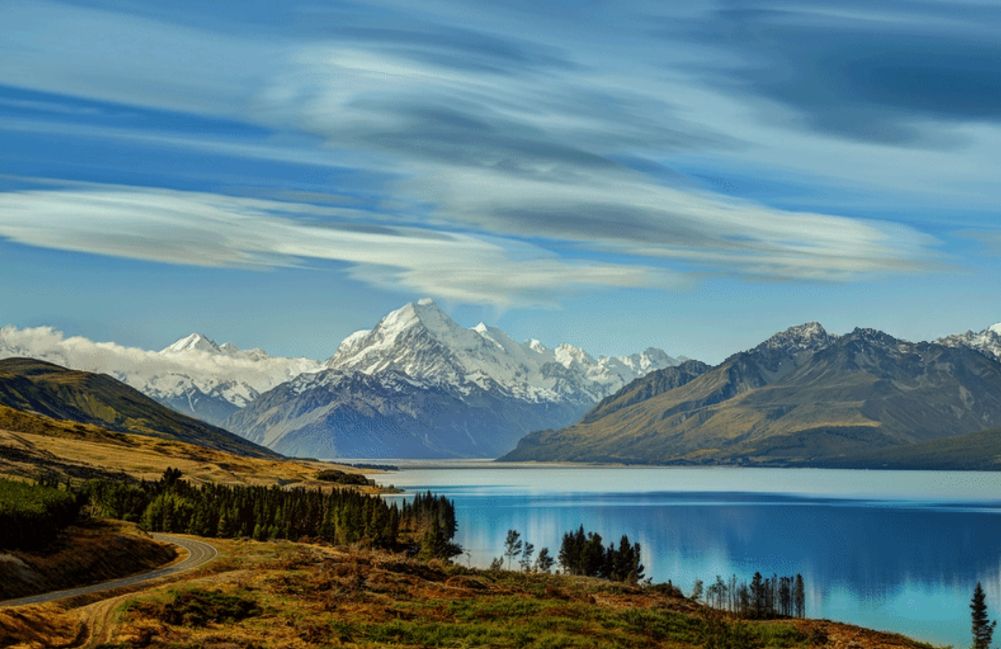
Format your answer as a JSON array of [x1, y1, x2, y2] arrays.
[[0, 0, 960, 304], [0, 184, 674, 306]]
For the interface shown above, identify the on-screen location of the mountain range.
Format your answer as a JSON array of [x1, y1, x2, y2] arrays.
[[4, 305, 1001, 465], [0, 299, 679, 458], [502, 322, 1001, 467], [228, 299, 679, 457]]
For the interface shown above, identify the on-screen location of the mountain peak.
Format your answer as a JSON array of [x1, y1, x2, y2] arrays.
[[162, 333, 221, 354], [758, 322, 831, 353], [990, 323, 1001, 336]]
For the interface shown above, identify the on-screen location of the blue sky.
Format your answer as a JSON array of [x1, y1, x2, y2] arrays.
[[1, 0, 999, 363]]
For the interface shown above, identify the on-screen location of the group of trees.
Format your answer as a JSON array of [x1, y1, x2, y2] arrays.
[[489, 526, 644, 584], [86, 469, 459, 558], [558, 526, 644, 583], [0, 478, 86, 550], [695, 572, 806, 619], [490, 529, 555, 574]]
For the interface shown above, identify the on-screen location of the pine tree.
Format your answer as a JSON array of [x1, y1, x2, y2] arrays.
[[972, 582, 997, 649]]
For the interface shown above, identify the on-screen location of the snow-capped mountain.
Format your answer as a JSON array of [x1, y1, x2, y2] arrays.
[[326, 298, 678, 405], [228, 298, 681, 458], [1, 299, 681, 456], [0, 325, 324, 425], [938, 323, 1001, 361]]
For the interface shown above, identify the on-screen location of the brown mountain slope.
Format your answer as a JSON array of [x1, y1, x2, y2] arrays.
[[502, 324, 1001, 466], [0, 403, 375, 488], [0, 357, 273, 458]]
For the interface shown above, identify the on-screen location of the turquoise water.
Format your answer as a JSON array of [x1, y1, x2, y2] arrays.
[[371, 462, 1001, 647]]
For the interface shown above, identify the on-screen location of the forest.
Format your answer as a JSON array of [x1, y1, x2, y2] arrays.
[[85, 468, 460, 558]]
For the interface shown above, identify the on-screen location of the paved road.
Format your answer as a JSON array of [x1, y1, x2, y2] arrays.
[[0, 534, 218, 608]]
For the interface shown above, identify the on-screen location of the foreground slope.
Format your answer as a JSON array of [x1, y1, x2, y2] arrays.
[[503, 324, 1001, 466], [1, 538, 932, 649], [0, 358, 274, 458]]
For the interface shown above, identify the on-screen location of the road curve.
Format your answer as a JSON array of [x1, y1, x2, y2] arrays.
[[0, 533, 218, 608]]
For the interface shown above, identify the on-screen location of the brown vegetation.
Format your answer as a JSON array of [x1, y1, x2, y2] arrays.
[[0, 537, 936, 649], [0, 405, 377, 491]]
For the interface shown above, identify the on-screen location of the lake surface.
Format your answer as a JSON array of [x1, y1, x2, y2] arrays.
[[367, 462, 1001, 647]]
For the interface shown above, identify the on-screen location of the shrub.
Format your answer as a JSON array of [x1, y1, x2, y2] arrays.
[[155, 589, 262, 627]]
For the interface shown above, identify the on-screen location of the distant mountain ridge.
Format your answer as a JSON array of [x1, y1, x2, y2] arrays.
[[502, 322, 1001, 467], [0, 357, 274, 457]]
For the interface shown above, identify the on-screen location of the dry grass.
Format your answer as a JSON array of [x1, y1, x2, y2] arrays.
[[0, 537, 930, 649], [0, 406, 379, 491]]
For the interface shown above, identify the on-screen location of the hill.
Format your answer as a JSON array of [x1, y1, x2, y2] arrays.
[[502, 324, 1001, 467], [0, 358, 273, 458]]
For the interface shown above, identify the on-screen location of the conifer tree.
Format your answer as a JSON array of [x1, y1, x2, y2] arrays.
[[972, 582, 996, 649]]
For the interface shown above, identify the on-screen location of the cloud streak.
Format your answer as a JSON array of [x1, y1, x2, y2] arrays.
[[0, 184, 673, 307], [0, 0, 956, 305]]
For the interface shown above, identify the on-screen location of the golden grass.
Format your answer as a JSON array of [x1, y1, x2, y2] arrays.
[[0, 405, 379, 491]]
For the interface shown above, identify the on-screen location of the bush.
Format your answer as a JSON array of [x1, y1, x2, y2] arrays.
[[155, 589, 262, 627], [316, 469, 370, 486], [0, 479, 84, 550]]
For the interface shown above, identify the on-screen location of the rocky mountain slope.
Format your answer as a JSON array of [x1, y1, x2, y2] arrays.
[[502, 323, 1001, 466], [228, 299, 679, 458], [0, 358, 274, 457], [938, 322, 1001, 361]]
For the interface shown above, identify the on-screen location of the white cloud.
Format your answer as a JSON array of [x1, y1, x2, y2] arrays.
[[0, 324, 323, 404]]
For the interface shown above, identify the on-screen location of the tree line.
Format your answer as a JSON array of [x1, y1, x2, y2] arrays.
[[694, 573, 806, 619], [86, 468, 459, 558]]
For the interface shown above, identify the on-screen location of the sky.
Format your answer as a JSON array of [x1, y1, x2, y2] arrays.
[[1, 0, 999, 363]]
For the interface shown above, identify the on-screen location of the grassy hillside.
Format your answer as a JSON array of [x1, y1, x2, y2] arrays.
[[0, 358, 272, 458], [815, 428, 1001, 470], [0, 404, 377, 489]]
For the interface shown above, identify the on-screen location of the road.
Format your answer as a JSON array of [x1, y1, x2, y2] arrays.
[[0, 533, 218, 608]]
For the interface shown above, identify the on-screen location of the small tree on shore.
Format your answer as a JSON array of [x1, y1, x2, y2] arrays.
[[971, 582, 996, 649], [504, 529, 523, 570], [520, 542, 535, 572]]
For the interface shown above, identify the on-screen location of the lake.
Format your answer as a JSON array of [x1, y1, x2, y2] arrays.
[[367, 462, 1001, 647]]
